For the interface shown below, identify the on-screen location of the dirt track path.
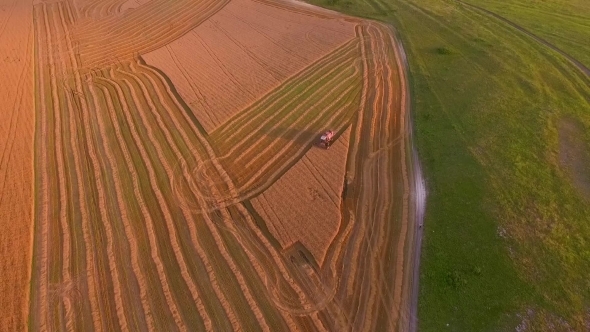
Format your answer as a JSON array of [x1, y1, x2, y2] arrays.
[[460, 1, 590, 77], [26, 0, 422, 330]]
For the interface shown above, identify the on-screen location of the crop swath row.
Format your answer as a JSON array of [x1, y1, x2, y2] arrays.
[[30, 0, 411, 330], [30, 2, 347, 331], [71, 0, 229, 69], [210, 39, 362, 197], [308, 24, 413, 331]]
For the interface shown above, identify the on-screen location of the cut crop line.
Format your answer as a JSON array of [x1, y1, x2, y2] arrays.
[[238, 68, 360, 191], [363, 25, 399, 332], [120, 64, 273, 330], [134, 61, 330, 329], [221, 56, 356, 156], [134, 60, 326, 327], [42, 4, 74, 330], [94, 74, 191, 331], [355, 24, 398, 329], [114, 67, 220, 331], [213, 38, 358, 137], [164, 45, 219, 129], [52, 4, 95, 330], [343, 24, 378, 298], [233, 64, 357, 168], [85, 81, 158, 331], [111, 63, 274, 330], [32, 5, 52, 330], [207, 84, 361, 211], [76, 0, 227, 68], [57, 2, 124, 329]]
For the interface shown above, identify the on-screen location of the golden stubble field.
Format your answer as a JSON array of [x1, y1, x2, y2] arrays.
[[0, 0, 416, 330]]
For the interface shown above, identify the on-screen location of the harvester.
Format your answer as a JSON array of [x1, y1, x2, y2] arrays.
[[319, 130, 335, 149]]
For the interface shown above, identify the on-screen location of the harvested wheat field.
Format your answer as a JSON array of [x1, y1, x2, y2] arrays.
[[11, 0, 419, 330], [0, 0, 35, 330]]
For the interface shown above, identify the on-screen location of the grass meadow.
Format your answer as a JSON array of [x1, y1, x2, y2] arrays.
[[305, 0, 590, 329]]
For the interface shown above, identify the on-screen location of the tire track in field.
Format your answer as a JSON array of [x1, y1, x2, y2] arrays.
[[133, 58, 321, 330], [109, 62, 283, 331], [0, 0, 16, 37], [459, 1, 589, 77], [94, 72, 195, 331], [51, 4, 94, 330], [237, 78, 360, 190], [213, 42, 358, 144], [123, 63, 278, 331], [39, 4, 74, 330], [33, 3, 126, 331], [164, 45, 219, 129], [231, 63, 357, 167], [115, 66, 229, 330], [0, 25, 30, 213], [74, 0, 229, 68], [54, 3, 154, 330]]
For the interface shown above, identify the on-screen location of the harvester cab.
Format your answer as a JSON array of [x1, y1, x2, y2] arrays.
[[320, 130, 335, 149]]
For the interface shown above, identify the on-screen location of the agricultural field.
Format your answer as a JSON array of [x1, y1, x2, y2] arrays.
[[0, 0, 421, 330], [306, 0, 590, 330], [0, 0, 35, 330]]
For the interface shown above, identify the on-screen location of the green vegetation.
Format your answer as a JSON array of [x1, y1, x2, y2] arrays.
[[466, 0, 590, 70], [304, 0, 590, 329]]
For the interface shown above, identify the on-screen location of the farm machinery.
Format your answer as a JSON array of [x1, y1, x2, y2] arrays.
[[319, 130, 335, 149]]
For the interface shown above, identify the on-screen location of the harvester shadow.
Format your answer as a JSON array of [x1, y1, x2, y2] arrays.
[[262, 126, 326, 149]]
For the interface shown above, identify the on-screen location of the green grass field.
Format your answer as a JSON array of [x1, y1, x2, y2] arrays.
[[304, 0, 590, 329]]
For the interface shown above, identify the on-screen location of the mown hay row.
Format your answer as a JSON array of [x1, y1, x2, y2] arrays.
[[30, 0, 412, 330], [73, 0, 229, 68], [320, 23, 410, 331], [32, 3, 309, 331], [251, 127, 352, 265], [212, 39, 359, 143], [143, 0, 356, 132]]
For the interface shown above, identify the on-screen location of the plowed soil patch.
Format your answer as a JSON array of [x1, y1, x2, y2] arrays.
[[143, 0, 356, 132]]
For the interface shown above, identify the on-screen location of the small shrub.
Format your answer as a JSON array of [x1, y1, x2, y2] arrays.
[[435, 47, 452, 55]]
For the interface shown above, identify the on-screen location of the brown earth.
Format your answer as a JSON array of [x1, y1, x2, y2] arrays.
[[22, 0, 414, 330], [0, 0, 35, 330]]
